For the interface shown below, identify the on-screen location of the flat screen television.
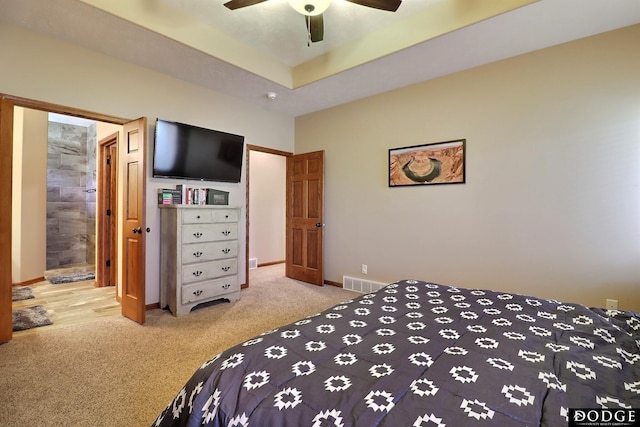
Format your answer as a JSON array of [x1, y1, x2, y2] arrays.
[[153, 118, 245, 183]]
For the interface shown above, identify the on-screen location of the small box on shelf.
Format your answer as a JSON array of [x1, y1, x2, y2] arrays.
[[207, 189, 229, 205]]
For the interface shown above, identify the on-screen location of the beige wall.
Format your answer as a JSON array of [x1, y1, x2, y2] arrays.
[[296, 24, 640, 310], [10, 108, 23, 284], [5, 21, 639, 311], [11, 107, 48, 284], [1, 23, 295, 304], [249, 151, 286, 265]]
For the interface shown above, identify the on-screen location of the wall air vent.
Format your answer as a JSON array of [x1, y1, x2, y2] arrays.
[[342, 276, 388, 294]]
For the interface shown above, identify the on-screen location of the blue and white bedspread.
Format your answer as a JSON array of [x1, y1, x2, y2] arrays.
[[153, 280, 640, 426]]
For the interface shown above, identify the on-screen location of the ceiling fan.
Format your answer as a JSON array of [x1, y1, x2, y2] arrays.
[[223, 0, 402, 45]]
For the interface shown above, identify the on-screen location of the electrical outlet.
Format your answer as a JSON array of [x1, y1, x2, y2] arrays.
[[361, 264, 367, 274], [605, 299, 618, 310]]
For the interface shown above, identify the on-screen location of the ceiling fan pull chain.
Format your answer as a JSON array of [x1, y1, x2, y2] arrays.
[[306, 15, 311, 47]]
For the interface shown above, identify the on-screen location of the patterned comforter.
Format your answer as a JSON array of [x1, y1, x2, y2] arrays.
[[153, 280, 640, 426]]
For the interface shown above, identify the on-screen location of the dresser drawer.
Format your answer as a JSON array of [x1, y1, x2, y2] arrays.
[[182, 208, 238, 224], [181, 276, 239, 305], [182, 259, 238, 284], [181, 209, 214, 224], [182, 241, 239, 264], [212, 209, 239, 223], [182, 223, 238, 244]]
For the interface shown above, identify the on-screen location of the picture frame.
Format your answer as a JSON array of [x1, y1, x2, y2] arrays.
[[389, 139, 466, 187]]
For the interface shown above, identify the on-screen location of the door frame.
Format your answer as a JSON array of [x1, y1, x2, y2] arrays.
[[244, 144, 292, 288], [97, 133, 119, 289], [0, 93, 131, 343]]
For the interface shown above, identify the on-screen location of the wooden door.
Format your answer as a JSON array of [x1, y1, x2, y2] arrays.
[[97, 134, 118, 288], [121, 118, 146, 324], [285, 151, 324, 286]]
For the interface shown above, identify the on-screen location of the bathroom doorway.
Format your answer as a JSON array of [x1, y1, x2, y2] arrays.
[[34, 112, 121, 286], [245, 145, 291, 288], [45, 114, 98, 276]]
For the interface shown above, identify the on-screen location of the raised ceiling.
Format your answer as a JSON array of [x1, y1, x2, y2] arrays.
[[2, 0, 640, 116]]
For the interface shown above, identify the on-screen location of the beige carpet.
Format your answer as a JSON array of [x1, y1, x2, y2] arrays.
[[0, 264, 359, 427]]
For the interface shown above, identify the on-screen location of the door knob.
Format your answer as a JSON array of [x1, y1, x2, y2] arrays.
[[132, 227, 142, 234], [315, 223, 324, 227]]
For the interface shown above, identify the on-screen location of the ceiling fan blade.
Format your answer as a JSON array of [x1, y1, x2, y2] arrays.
[[223, 0, 269, 10], [307, 14, 324, 43], [346, 0, 402, 12]]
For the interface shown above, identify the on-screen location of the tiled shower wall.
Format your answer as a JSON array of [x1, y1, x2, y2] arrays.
[[86, 124, 97, 265], [46, 121, 96, 270]]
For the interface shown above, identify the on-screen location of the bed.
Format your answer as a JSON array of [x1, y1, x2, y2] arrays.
[[153, 279, 640, 426]]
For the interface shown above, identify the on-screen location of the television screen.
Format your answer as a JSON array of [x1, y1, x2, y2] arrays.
[[153, 119, 245, 183]]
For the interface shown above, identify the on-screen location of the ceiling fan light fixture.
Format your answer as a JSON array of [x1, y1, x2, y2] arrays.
[[289, 0, 332, 16]]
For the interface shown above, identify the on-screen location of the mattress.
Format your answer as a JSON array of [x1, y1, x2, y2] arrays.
[[153, 279, 640, 426]]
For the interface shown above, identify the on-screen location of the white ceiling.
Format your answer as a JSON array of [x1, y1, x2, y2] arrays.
[[2, 0, 640, 117], [161, 0, 444, 67], [48, 113, 95, 127]]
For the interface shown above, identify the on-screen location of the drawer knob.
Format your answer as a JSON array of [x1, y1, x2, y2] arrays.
[[194, 251, 203, 258], [222, 248, 231, 254], [221, 266, 230, 272], [193, 290, 203, 296], [222, 230, 231, 236], [225, 215, 229, 218], [193, 232, 203, 238], [222, 283, 231, 289], [197, 215, 201, 219], [192, 271, 203, 277]]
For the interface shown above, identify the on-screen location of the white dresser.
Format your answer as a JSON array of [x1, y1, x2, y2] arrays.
[[159, 205, 240, 316]]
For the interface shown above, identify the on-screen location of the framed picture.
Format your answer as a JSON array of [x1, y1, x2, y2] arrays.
[[389, 139, 466, 187]]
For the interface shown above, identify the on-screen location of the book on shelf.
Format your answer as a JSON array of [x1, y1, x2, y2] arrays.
[[176, 184, 187, 204], [157, 189, 182, 205]]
